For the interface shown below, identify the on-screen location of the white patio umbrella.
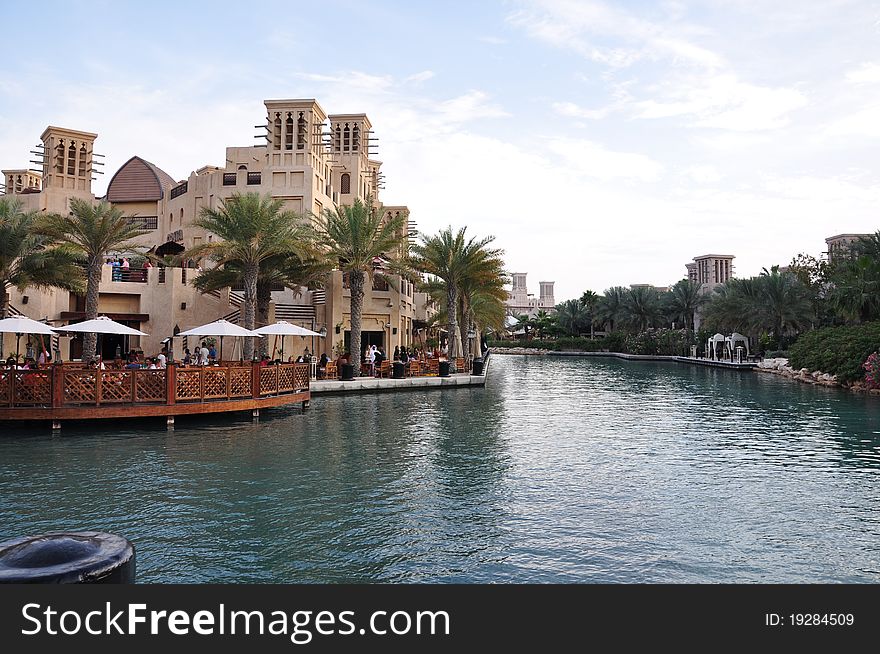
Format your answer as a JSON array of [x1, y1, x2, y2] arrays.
[[52, 316, 149, 363], [253, 320, 322, 361], [0, 316, 56, 361], [177, 319, 262, 362]]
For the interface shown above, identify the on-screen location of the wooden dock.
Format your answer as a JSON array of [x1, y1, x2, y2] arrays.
[[0, 362, 311, 429]]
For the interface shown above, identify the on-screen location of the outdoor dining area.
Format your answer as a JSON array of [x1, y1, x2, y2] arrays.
[[0, 315, 311, 427]]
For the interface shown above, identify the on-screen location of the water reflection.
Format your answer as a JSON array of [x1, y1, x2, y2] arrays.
[[0, 354, 878, 582]]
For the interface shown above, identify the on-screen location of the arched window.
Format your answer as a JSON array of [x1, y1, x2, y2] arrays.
[[352, 125, 360, 151], [285, 113, 294, 151], [343, 124, 350, 152], [78, 144, 87, 177], [297, 112, 307, 150], [67, 142, 77, 175], [55, 141, 65, 173], [341, 173, 351, 194], [238, 165, 247, 170], [334, 125, 341, 151], [273, 112, 282, 149], [15, 175, 22, 192]]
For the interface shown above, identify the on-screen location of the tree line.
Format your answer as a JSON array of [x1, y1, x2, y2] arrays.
[[0, 193, 507, 373]]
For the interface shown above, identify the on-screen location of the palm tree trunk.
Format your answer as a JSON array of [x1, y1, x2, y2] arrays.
[[82, 258, 102, 362], [242, 263, 258, 360], [446, 284, 459, 370], [349, 270, 364, 377], [459, 297, 470, 361], [256, 281, 271, 357], [1, 282, 8, 320]]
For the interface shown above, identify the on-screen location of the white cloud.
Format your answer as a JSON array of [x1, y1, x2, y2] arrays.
[[544, 138, 664, 182], [552, 101, 613, 120], [845, 62, 880, 84], [508, 0, 725, 70], [635, 74, 807, 131], [405, 70, 435, 84]]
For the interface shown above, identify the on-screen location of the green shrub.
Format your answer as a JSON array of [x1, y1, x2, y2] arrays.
[[788, 322, 880, 383]]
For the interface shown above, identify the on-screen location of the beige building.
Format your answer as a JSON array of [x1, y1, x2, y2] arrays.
[[686, 254, 735, 293], [825, 233, 871, 264], [1, 99, 434, 362], [505, 273, 555, 317]]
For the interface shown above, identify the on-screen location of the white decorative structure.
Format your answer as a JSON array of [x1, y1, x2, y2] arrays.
[[725, 333, 750, 362], [707, 333, 726, 360]]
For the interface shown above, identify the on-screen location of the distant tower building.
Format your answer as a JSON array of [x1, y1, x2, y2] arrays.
[[685, 254, 735, 330], [539, 281, 555, 307], [505, 273, 555, 318], [687, 254, 735, 293], [825, 233, 871, 264]]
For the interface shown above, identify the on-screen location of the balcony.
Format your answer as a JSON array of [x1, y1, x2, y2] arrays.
[[110, 268, 150, 283], [127, 216, 158, 230], [170, 182, 188, 199]]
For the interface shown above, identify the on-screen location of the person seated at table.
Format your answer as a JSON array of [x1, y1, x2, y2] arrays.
[[124, 360, 141, 369], [399, 348, 409, 364], [393, 346, 400, 361], [88, 358, 106, 370], [260, 354, 271, 367], [208, 342, 217, 362], [373, 348, 385, 376], [182, 348, 192, 365]]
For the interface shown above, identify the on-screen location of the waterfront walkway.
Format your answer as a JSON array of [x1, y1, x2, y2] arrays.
[[311, 372, 487, 395]]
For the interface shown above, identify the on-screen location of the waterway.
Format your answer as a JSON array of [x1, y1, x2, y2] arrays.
[[1, 354, 878, 582]]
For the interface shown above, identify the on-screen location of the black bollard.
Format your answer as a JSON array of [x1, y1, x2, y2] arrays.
[[392, 361, 405, 379], [472, 357, 484, 375], [439, 360, 451, 377], [0, 531, 135, 584], [341, 363, 355, 381]]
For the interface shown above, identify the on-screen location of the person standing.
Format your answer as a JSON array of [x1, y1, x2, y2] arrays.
[[157, 348, 167, 369], [199, 341, 210, 366]]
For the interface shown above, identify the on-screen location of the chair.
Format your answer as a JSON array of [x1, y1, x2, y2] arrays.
[[378, 360, 392, 378], [455, 357, 466, 373], [427, 358, 439, 376], [407, 360, 421, 377], [324, 361, 338, 380]]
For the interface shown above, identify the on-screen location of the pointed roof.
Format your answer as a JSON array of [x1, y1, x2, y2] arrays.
[[106, 156, 177, 202]]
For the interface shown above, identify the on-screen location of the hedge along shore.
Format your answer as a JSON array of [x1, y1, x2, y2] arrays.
[[491, 348, 880, 395]]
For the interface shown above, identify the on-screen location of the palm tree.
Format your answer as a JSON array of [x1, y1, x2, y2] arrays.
[[313, 197, 408, 376], [456, 251, 507, 358], [580, 290, 599, 338], [757, 267, 814, 342], [37, 198, 145, 362], [623, 286, 661, 332], [532, 309, 555, 339], [830, 254, 880, 323], [191, 236, 328, 357], [594, 286, 628, 333], [409, 226, 504, 371], [666, 279, 706, 330], [512, 313, 533, 339], [555, 298, 591, 336], [0, 197, 85, 320], [186, 193, 311, 361]]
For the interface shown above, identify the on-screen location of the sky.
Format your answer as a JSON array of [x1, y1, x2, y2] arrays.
[[2, 0, 880, 302]]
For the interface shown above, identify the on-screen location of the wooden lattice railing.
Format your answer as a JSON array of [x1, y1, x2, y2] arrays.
[[1, 363, 309, 408]]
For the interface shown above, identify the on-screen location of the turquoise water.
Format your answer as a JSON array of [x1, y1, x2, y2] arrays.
[[1, 354, 879, 583]]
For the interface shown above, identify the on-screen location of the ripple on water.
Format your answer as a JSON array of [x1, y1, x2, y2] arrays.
[[0, 354, 878, 583]]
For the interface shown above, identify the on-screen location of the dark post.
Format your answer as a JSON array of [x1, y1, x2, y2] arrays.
[[252, 361, 260, 398], [51, 363, 63, 409], [0, 532, 135, 584], [165, 363, 176, 406]]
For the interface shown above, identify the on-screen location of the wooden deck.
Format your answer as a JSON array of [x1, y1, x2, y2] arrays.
[[0, 362, 310, 427]]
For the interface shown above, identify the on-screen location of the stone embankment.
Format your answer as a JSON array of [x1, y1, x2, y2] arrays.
[[490, 347, 550, 355], [755, 358, 839, 387]]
